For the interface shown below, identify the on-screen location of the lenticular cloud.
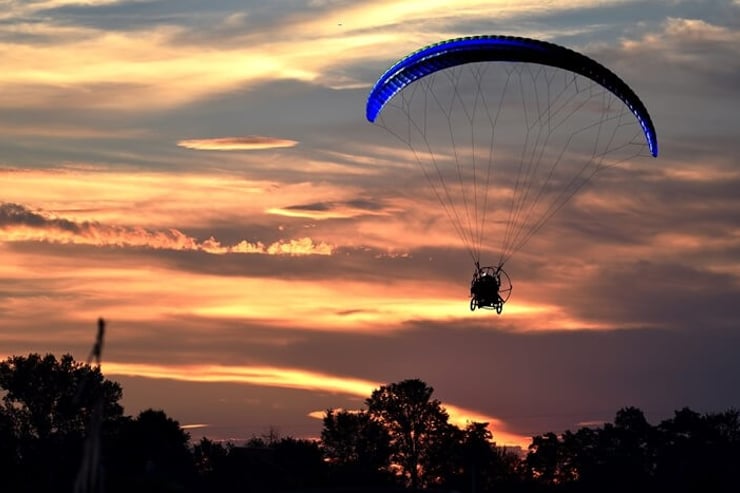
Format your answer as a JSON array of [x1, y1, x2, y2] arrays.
[[177, 136, 298, 151]]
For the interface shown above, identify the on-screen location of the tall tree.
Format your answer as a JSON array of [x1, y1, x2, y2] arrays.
[[609, 407, 655, 487], [192, 437, 230, 478], [105, 409, 196, 492], [0, 353, 122, 440], [365, 378, 455, 488], [654, 407, 740, 492], [272, 437, 327, 490], [0, 352, 123, 491], [0, 406, 20, 483], [321, 409, 391, 486], [458, 422, 501, 492], [526, 431, 564, 485]]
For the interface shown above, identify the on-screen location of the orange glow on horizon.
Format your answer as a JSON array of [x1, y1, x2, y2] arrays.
[[102, 361, 530, 448], [104, 361, 380, 398]]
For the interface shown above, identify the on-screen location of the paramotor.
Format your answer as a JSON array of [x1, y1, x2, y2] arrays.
[[366, 35, 658, 314]]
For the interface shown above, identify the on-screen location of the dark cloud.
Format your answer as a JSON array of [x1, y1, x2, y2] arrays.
[[284, 202, 332, 212], [590, 12, 740, 150], [31, 0, 249, 32], [344, 198, 387, 211], [0, 202, 80, 232], [282, 198, 388, 214], [28, 0, 351, 50], [557, 260, 740, 331], [334, 308, 379, 317], [561, 165, 740, 242]]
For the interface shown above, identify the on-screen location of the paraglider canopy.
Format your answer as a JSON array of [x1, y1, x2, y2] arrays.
[[366, 35, 658, 314], [367, 35, 657, 157]]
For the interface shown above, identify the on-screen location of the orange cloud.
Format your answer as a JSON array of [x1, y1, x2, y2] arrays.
[[181, 423, 210, 430], [268, 199, 400, 220], [0, 0, 620, 111], [0, 167, 372, 233], [178, 136, 299, 151], [101, 361, 530, 448], [0, 203, 333, 256], [104, 362, 379, 397]]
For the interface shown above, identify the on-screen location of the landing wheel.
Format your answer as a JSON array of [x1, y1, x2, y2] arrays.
[[471, 265, 513, 314]]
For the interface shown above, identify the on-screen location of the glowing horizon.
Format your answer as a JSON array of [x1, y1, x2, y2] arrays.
[[102, 360, 531, 448]]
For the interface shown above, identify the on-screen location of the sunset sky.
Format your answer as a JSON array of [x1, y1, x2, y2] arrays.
[[1, 0, 739, 449]]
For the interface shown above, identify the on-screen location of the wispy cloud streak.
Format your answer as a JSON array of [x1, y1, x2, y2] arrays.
[[0, 203, 333, 256], [103, 360, 530, 447]]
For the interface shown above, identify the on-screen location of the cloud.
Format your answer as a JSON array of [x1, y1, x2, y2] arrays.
[[181, 423, 209, 430], [104, 361, 379, 396], [0, 202, 83, 232], [0, 0, 669, 112], [0, 203, 333, 256], [0, 0, 125, 19], [555, 260, 740, 332], [102, 360, 530, 447], [177, 136, 299, 151], [269, 198, 397, 219], [618, 16, 740, 88]]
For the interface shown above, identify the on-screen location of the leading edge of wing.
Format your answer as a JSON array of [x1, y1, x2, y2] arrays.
[[366, 35, 658, 157]]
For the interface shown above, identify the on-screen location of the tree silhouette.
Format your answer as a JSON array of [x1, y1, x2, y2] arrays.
[[272, 437, 327, 490], [608, 407, 655, 488], [105, 409, 196, 492], [0, 353, 123, 491], [526, 431, 564, 485], [0, 353, 122, 440], [192, 437, 230, 478], [365, 378, 456, 488], [454, 421, 509, 493], [321, 408, 392, 486], [654, 407, 740, 493], [523, 406, 740, 492], [0, 406, 20, 484], [192, 433, 327, 492], [320, 379, 513, 490], [4, 350, 740, 493]]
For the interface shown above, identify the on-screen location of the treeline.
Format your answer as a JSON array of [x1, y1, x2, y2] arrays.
[[1, 353, 738, 492]]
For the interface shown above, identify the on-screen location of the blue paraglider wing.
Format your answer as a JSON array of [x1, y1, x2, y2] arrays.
[[366, 35, 658, 157]]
